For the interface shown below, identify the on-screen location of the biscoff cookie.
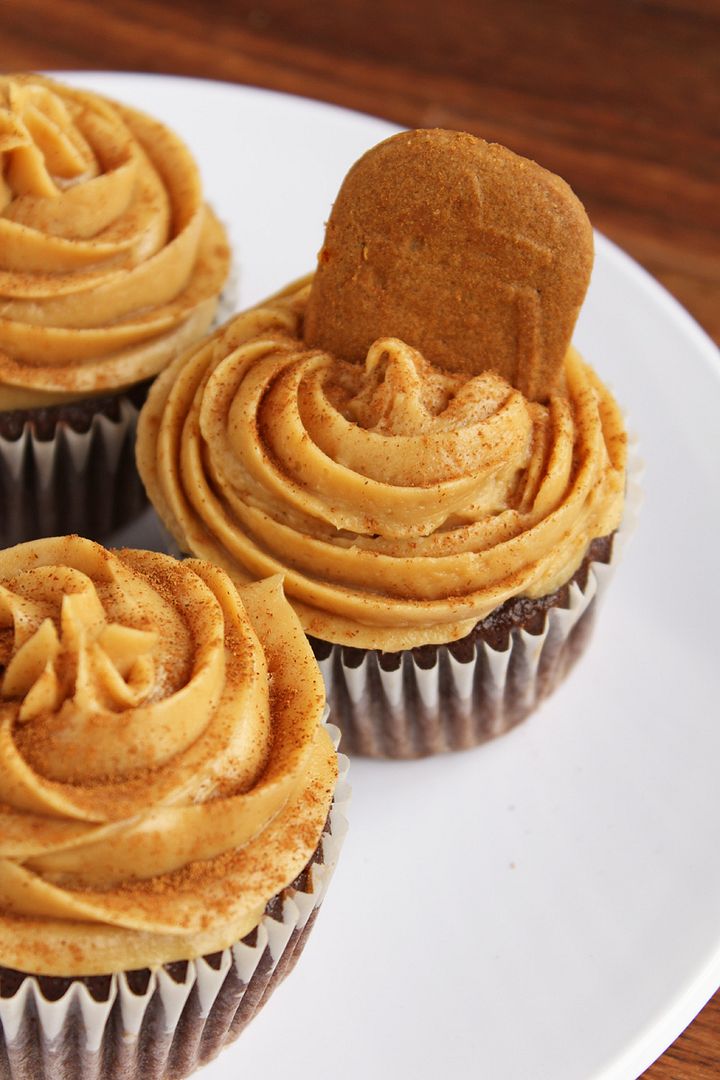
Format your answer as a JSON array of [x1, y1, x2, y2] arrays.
[[304, 128, 593, 401]]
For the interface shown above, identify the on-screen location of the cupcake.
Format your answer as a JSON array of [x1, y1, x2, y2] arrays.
[[0, 74, 231, 545], [137, 128, 631, 758], [0, 535, 346, 1080]]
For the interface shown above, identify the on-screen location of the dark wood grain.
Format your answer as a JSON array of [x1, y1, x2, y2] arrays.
[[2, 0, 718, 342], [1, 1, 719, 1075]]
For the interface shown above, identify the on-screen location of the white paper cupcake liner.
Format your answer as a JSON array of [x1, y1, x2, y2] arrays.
[[316, 446, 642, 759], [315, 560, 611, 757], [0, 723, 349, 1080], [0, 394, 148, 547]]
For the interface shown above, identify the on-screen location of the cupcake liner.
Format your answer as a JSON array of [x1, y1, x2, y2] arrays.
[[0, 395, 147, 547], [317, 445, 642, 759], [315, 565, 609, 757], [0, 725, 349, 1080]]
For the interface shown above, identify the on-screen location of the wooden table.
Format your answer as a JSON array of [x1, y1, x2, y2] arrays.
[[2, 1, 718, 1075]]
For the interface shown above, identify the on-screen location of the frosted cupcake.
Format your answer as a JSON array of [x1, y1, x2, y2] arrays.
[[137, 129, 630, 758], [0, 74, 231, 544], [0, 536, 346, 1079]]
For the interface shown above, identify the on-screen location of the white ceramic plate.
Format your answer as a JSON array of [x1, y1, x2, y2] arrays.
[[61, 72, 720, 1080]]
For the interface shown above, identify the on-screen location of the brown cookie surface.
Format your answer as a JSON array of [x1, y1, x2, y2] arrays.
[[304, 128, 593, 400]]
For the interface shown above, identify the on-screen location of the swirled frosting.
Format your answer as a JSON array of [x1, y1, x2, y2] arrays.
[[0, 74, 230, 410], [0, 536, 335, 976], [137, 278, 627, 651]]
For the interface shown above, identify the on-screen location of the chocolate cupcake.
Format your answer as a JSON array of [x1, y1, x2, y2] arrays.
[[0, 74, 232, 545], [136, 129, 632, 758], [0, 536, 347, 1079]]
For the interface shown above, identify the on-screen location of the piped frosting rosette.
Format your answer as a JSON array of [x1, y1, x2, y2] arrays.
[[137, 278, 627, 652], [0, 536, 337, 976], [0, 74, 230, 410]]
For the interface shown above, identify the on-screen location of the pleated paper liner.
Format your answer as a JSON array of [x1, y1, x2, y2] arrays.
[[0, 390, 149, 548], [311, 444, 642, 759], [0, 727, 349, 1080]]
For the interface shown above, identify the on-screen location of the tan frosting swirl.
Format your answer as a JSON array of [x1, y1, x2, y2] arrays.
[[137, 278, 627, 651], [0, 536, 336, 976], [0, 74, 230, 410]]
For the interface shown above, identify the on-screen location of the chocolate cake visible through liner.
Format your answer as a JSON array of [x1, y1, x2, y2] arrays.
[[0, 380, 152, 547], [0, 379, 153, 443], [0, 817, 331, 1080], [309, 536, 614, 757]]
